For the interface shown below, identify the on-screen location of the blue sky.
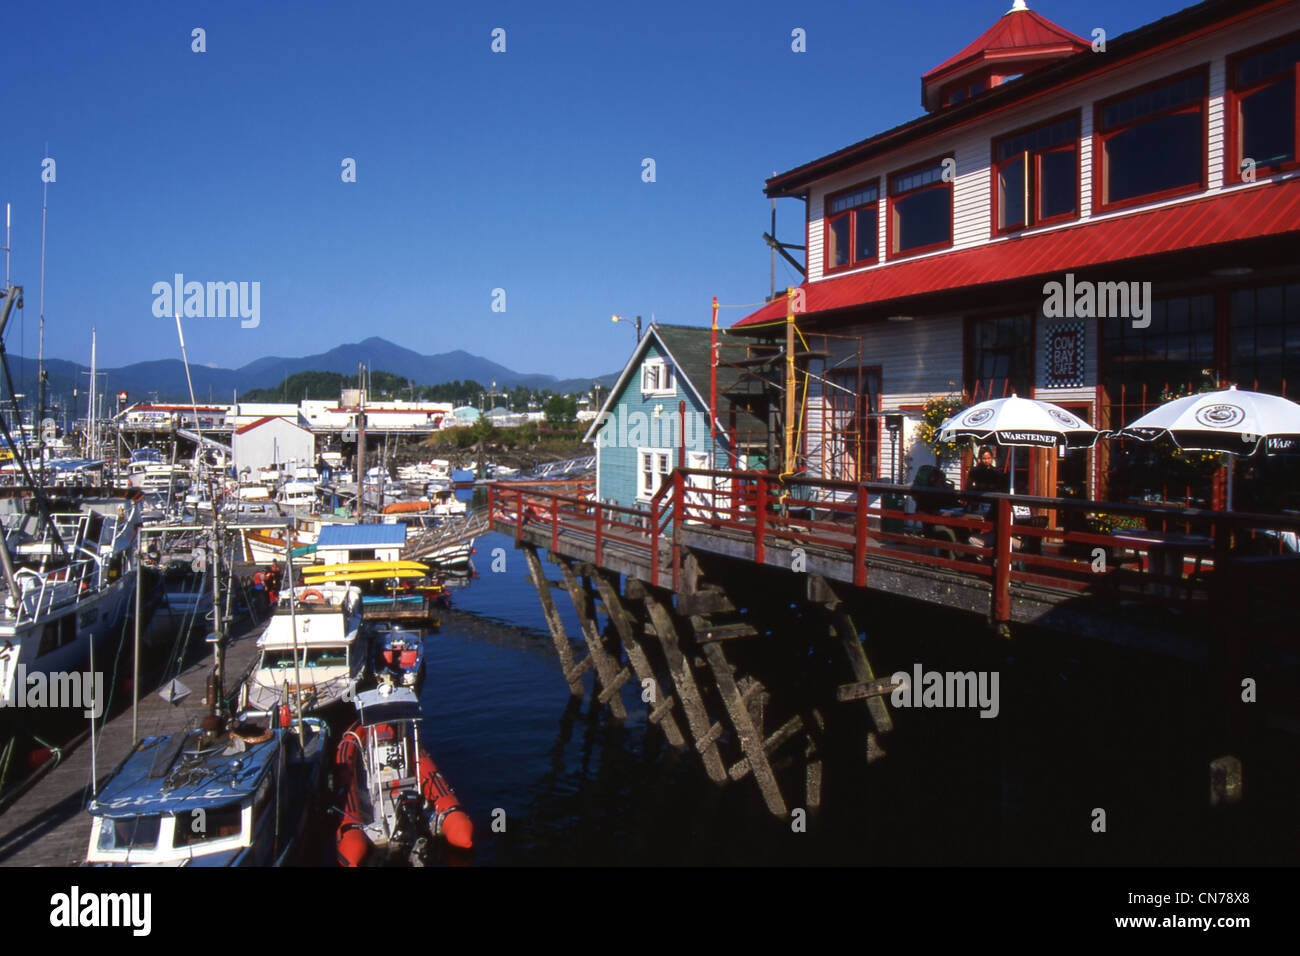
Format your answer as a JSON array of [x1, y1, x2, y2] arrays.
[[2, 0, 1176, 379]]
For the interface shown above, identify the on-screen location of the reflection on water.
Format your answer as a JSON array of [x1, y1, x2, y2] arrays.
[[415, 533, 1295, 866]]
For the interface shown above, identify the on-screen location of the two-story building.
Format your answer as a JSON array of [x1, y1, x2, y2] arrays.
[[733, 0, 1300, 510]]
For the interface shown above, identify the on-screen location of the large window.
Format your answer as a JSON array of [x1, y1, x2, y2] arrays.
[[888, 158, 953, 258], [967, 314, 1033, 402], [824, 181, 879, 272], [825, 368, 882, 482], [1230, 282, 1300, 394], [1229, 34, 1300, 181], [993, 114, 1079, 232], [1096, 70, 1206, 210], [1102, 295, 1216, 506]]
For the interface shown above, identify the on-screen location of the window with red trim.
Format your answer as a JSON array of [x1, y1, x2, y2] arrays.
[[993, 114, 1079, 233], [888, 158, 952, 258], [824, 181, 879, 272], [1097, 70, 1206, 210], [1229, 35, 1300, 182]]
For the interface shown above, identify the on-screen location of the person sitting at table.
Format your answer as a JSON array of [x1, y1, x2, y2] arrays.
[[967, 446, 1009, 493], [910, 464, 957, 514]]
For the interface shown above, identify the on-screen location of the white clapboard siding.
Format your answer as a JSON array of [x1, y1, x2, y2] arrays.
[[799, 6, 1295, 284], [1208, 56, 1227, 191]]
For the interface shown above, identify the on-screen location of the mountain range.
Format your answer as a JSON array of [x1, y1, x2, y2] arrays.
[[2, 337, 620, 409]]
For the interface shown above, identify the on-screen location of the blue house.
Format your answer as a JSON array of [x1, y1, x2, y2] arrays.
[[584, 323, 763, 510]]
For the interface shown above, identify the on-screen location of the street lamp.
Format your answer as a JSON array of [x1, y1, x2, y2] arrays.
[[611, 314, 642, 343]]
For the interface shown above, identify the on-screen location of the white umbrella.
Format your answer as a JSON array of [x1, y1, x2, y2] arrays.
[[939, 394, 1100, 494], [1119, 386, 1300, 509]]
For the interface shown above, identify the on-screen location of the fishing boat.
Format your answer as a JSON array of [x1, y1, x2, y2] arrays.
[[85, 713, 330, 866], [334, 685, 471, 866], [0, 496, 142, 741], [371, 624, 425, 691], [239, 582, 368, 715]]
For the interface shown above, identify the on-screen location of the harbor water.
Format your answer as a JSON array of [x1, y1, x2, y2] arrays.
[[415, 531, 1295, 866]]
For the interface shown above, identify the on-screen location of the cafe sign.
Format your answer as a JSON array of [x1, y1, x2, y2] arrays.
[[1044, 322, 1085, 388]]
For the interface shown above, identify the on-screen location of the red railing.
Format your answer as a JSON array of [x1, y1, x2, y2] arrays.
[[489, 470, 1300, 624]]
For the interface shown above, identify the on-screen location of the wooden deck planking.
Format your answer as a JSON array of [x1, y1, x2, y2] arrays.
[[0, 624, 266, 867]]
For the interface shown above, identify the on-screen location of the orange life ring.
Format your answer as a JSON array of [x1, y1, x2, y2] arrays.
[[300, 589, 325, 603]]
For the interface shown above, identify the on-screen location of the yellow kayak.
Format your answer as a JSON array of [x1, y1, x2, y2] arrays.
[[301, 568, 429, 583], [299, 560, 430, 576]]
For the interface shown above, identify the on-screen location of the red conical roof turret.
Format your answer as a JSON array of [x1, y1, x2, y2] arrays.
[[922, 1, 1089, 111]]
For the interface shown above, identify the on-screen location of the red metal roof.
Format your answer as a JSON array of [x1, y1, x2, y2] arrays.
[[923, 6, 1088, 84], [234, 415, 308, 435], [732, 178, 1300, 329]]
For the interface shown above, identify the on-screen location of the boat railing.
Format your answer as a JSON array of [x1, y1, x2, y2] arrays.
[[13, 553, 99, 624]]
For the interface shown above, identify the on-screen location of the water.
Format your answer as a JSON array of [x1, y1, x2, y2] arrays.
[[415, 531, 1296, 866]]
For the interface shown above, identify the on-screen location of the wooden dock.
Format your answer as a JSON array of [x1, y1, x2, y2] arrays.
[[487, 472, 1299, 817], [0, 624, 266, 867]]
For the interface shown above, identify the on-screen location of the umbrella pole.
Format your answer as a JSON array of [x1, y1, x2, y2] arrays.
[[1008, 446, 1015, 495]]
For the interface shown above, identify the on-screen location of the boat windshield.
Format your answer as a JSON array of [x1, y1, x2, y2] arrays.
[[172, 804, 244, 847], [262, 649, 302, 669], [97, 815, 160, 851], [305, 647, 347, 667]]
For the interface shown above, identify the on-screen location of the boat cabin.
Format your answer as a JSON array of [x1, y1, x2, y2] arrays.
[[314, 522, 407, 566], [85, 718, 328, 866]]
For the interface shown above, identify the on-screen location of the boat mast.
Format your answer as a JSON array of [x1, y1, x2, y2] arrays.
[[37, 181, 47, 487], [87, 327, 96, 459], [355, 362, 366, 517], [284, 537, 306, 745]]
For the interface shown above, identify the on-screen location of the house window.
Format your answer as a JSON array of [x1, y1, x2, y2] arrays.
[[824, 181, 879, 272], [967, 314, 1033, 402], [1097, 70, 1206, 209], [1230, 282, 1300, 394], [638, 449, 673, 499], [993, 114, 1079, 232], [946, 80, 985, 106], [1229, 35, 1300, 181], [888, 158, 952, 258], [641, 358, 675, 396]]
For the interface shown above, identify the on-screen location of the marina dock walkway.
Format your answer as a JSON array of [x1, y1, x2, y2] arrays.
[[0, 623, 265, 867]]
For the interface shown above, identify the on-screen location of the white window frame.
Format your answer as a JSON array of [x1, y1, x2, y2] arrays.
[[637, 447, 673, 500], [640, 358, 675, 396]]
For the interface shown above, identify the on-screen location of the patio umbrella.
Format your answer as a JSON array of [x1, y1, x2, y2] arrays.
[[938, 394, 1100, 494], [1119, 386, 1300, 509]]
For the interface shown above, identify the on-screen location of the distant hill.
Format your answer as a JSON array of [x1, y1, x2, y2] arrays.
[[2, 336, 620, 411]]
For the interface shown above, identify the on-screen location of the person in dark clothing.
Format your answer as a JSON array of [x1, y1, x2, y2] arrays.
[[910, 464, 957, 514], [967, 446, 1009, 493]]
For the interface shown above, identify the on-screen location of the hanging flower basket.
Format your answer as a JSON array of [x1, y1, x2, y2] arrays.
[[917, 395, 966, 466]]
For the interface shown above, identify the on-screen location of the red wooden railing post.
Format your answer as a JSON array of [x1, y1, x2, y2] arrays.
[[651, 494, 660, 587], [551, 495, 559, 553], [755, 475, 768, 564], [672, 470, 684, 591], [853, 485, 868, 588], [515, 490, 523, 543], [992, 496, 1012, 625], [594, 502, 604, 566]]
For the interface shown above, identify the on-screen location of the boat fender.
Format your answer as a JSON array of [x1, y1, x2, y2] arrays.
[[278, 704, 292, 728], [337, 827, 370, 867]]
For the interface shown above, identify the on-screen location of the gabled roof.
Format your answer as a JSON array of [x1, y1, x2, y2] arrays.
[[734, 176, 1300, 328], [582, 324, 763, 443], [922, 2, 1088, 103], [234, 415, 310, 436]]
